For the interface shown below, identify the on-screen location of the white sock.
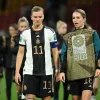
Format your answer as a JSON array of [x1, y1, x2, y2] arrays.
[[91, 95, 96, 100], [21, 93, 26, 99]]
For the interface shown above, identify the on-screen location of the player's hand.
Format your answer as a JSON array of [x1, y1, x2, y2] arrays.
[[15, 72, 21, 85], [95, 69, 100, 78], [59, 72, 65, 83], [58, 49, 62, 54], [55, 72, 59, 82]]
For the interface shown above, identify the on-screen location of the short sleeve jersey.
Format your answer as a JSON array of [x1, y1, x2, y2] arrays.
[[19, 26, 57, 75]]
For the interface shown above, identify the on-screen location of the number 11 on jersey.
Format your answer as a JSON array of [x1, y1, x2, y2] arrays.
[[33, 46, 43, 54]]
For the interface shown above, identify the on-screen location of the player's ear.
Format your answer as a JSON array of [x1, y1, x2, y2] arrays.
[[31, 15, 32, 20], [42, 15, 44, 20]]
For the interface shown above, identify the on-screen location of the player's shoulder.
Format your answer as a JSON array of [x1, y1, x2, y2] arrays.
[[21, 28, 30, 35], [23, 28, 30, 33], [44, 26, 55, 33]]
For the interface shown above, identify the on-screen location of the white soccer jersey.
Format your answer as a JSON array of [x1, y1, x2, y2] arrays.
[[19, 26, 57, 75]]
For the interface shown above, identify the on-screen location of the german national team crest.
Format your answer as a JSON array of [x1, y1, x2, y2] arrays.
[[36, 38, 40, 44], [24, 85, 27, 90], [67, 84, 70, 90]]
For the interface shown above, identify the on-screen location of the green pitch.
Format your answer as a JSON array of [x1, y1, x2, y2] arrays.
[[0, 74, 100, 100]]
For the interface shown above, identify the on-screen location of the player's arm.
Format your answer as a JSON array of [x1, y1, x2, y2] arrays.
[[93, 52, 100, 95], [51, 47, 59, 72], [59, 43, 67, 83], [51, 45, 59, 82], [15, 31, 26, 84], [59, 34, 68, 82], [93, 31, 100, 77], [97, 51, 100, 67], [16, 46, 24, 73], [50, 31, 59, 72], [15, 46, 24, 85]]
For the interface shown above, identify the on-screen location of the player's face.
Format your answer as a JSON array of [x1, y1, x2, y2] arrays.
[[18, 22, 28, 31], [9, 26, 17, 36], [72, 12, 86, 29], [31, 10, 44, 27], [58, 24, 67, 35]]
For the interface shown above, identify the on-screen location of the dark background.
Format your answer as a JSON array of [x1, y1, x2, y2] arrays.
[[0, 0, 100, 34]]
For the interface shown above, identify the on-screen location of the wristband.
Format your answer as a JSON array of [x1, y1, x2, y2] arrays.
[[55, 69, 59, 73]]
